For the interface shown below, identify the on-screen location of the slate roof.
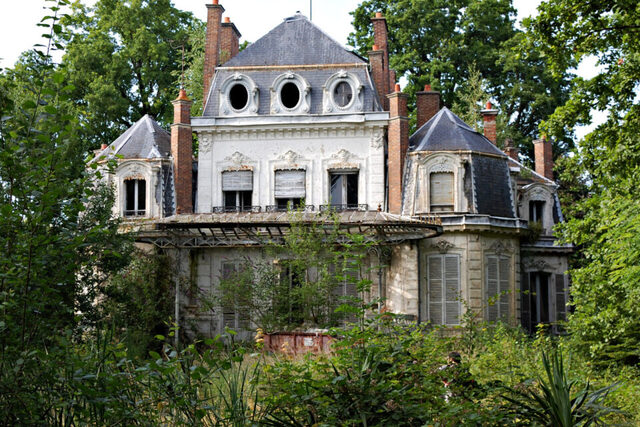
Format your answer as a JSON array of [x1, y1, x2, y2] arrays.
[[223, 14, 364, 67], [95, 114, 171, 160], [409, 107, 506, 156]]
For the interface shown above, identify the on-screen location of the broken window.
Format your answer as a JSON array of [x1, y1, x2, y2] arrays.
[[429, 172, 454, 212], [329, 172, 358, 208], [275, 170, 305, 210], [124, 178, 146, 216], [427, 254, 460, 325], [486, 256, 510, 322], [220, 262, 251, 331], [529, 200, 545, 225], [229, 83, 249, 110], [222, 171, 253, 212], [280, 82, 300, 109]]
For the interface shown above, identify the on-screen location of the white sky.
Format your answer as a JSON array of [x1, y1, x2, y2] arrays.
[[0, 0, 602, 137]]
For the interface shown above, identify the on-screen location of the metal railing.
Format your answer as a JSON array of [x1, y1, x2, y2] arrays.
[[265, 204, 316, 213], [123, 210, 146, 217], [212, 206, 262, 213], [319, 204, 369, 212]]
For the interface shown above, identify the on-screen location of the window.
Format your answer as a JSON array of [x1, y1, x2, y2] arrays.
[[220, 262, 251, 330], [427, 254, 460, 325], [521, 272, 566, 334], [275, 170, 305, 209], [430, 172, 454, 212], [229, 83, 249, 111], [124, 179, 146, 216], [330, 172, 358, 208], [529, 200, 545, 224], [222, 171, 253, 212], [486, 256, 510, 322], [333, 81, 353, 108], [280, 82, 300, 109], [276, 263, 304, 325]]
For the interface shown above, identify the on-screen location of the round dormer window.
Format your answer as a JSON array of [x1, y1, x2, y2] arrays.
[[333, 81, 353, 108], [280, 82, 300, 109], [229, 83, 249, 111]]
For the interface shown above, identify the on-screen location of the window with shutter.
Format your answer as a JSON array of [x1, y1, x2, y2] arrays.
[[555, 274, 566, 322], [427, 254, 460, 325], [275, 170, 305, 208], [222, 171, 253, 212], [220, 262, 251, 331], [430, 172, 454, 212], [486, 256, 510, 321]]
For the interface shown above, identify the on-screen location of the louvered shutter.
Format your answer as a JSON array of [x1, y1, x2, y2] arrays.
[[486, 256, 499, 322], [222, 171, 252, 191], [221, 263, 237, 328], [428, 256, 443, 324], [521, 272, 531, 333], [499, 258, 510, 320], [555, 274, 566, 321], [430, 172, 454, 207], [444, 255, 460, 325], [275, 170, 305, 198]]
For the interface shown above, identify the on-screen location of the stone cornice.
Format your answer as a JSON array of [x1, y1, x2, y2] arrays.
[[194, 123, 387, 141]]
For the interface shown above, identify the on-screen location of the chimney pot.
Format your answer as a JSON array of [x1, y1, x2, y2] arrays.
[[213, 0, 218, 4], [375, 12, 383, 18], [425, 84, 431, 91], [101, 143, 108, 150], [224, 17, 230, 23], [372, 44, 379, 51], [486, 101, 492, 109], [395, 83, 401, 92]]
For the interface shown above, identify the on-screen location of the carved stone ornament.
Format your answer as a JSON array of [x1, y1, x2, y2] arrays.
[[488, 240, 514, 255], [430, 156, 454, 173], [199, 134, 212, 154], [528, 187, 550, 201], [431, 240, 455, 254], [278, 150, 302, 164], [370, 130, 384, 149], [331, 149, 354, 163], [225, 151, 252, 165], [523, 258, 552, 272]]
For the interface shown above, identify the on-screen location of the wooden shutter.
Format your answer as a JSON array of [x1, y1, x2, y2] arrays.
[[222, 171, 252, 191], [499, 258, 510, 320], [521, 272, 531, 333], [555, 274, 566, 321], [486, 256, 499, 322], [430, 172, 454, 208], [275, 170, 305, 198], [428, 256, 443, 324], [444, 255, 460, 325]]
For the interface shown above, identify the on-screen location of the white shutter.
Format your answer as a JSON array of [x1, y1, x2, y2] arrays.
[[444, 255, 460, 325], [430, 172, 454, 207], [486, 256, 499, 322], [499, 257, 510, 320], [555, 274, 566, 321], [275, 170, 305, 198], [222, 171, 252, 191], [428, 256, 443, 324]]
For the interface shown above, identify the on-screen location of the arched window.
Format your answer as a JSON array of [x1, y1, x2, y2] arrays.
[[429, 172, 454, 212]]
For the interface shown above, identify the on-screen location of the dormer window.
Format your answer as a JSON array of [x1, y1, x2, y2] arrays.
[[323, 71, 363, 113], [529, 200, 545, 225], [271, 73, 311, 114], [124, 178, 146, 217], [229, 84, 249, 111], [333, 81, 353, 108], [429, 172, 454, 212], [219, 73, 259, 116], [280, 82, 301, 109]]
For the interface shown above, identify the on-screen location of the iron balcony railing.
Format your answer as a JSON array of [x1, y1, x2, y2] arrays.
[[319, 204, 369, 212], [212, 206, 262, 213], [265, 204, 316, 213], [123, 210, 146, 217]]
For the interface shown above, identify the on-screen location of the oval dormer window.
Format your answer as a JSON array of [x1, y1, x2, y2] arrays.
[[333, 81, 353, 108], [280, 82, 301, 109], [229, 83, 249, 111]]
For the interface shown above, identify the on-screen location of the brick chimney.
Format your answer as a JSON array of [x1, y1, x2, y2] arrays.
[[481, 101, 499, 144], [220, 17, 241, 65], [203, 0, 224, 103], [171, 89, 193, 214], [416, 84, 440, 129], [387, 84, 409, 214], [370, 12, 390, 110], [533, 137, 554, 180], [504, 138, 519, 161]]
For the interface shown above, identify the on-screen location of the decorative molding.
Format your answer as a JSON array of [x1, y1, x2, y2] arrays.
[[196, 125, 373, 141], [370, 130, 384, 149], [488, 240, 514, 255], [528, 187, 551, 201], [523, 258, 552, 272], [431, 240, 455, 254], [219, 73, 259, 116], [199, 134, 212, 154], [278, 150, 303, 165], [331, 148, 354, 163], [225, 151, 253, 165]]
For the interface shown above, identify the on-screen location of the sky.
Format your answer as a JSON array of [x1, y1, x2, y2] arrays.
[[0, 0, 601, 137]]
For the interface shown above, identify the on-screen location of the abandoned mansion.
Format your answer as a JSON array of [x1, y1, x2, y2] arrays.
[[94, 1, 571, 337]]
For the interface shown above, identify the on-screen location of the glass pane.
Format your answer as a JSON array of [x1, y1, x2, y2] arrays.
[[240, 191, 252, 208], [224, 191, 237, 208], [125, 180, 135, 212], [333, 81, 353, 107], [137, 180, 146, 211], [346, 174, 358, 206], [330, 174, 343, 205]]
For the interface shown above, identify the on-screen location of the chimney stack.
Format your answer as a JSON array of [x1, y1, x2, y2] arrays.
[[416, 84, 441, 129], [370, 12, 390, 110], [387, 84, 409, 214], [481, 101, 499, 144], [203, 0, 225, 103], [171, 89, 193, 214], [220, 17, 241, 65], [504, 138, 519, 161], [533, 137, 554, 180]]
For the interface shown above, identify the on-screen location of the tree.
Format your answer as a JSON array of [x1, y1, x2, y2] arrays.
[[348, 0, 574, 160], [59, 0, 201, 148], [529, 0, 640, 365]]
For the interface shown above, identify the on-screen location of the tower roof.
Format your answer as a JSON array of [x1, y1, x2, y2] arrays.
[[409, 107, 506, 156], [222, 13, 364, 67], [95, 114, 171, 160]]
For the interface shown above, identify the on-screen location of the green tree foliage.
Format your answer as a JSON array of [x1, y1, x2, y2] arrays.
[[59, 0, 201, 147], [529, 0, 640, 366], [348, 0, 574, 160]]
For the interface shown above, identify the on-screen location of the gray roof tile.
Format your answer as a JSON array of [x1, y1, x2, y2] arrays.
[[96, 114, 171, 160]]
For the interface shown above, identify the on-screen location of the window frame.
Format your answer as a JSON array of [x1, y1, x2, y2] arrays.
[[485, 255, 511, 322], [329, 171, 359, 207], [426, 254, 461, 326], [123, 178, 146, 217], [219, 261, 251, 331], [429, 171, 455, 213]]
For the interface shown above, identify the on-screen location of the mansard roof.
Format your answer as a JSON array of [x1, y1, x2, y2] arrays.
[[222, 13, 365, 67], [95, 114, 171, 161], [409, 107, 506, 157]]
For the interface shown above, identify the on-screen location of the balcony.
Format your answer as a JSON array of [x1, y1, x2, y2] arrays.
[[212, 206, 262, 213]]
